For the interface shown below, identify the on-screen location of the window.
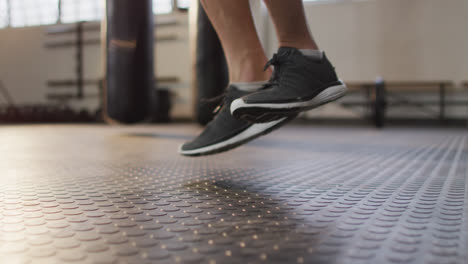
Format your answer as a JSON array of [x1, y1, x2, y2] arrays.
[[1, 0, 188, 29], [10, 0, 59, 27], [0, 0, 7, 28], [177, 0, 191, 9], [61, 0, 104, 23], [153, 0, 173, 14]]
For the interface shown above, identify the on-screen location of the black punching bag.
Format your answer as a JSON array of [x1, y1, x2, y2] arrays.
[[194, 1, 229, 125], [104, 0, 154, 124]]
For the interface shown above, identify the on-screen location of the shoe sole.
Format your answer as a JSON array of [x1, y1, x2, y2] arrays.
[[178, 114, 297, 157], [231, 82, 347, 123]]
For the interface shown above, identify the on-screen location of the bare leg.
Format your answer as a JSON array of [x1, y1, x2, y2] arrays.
[[263, 0, 318, 50], [200, 0, 271, 83]]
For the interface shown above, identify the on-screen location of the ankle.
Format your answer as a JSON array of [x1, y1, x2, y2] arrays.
[[232, 68, 271, 83], [229, 58, 271, 83]]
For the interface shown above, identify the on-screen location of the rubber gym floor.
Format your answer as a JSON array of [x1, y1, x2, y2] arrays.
[[0, 123, 467, 264]]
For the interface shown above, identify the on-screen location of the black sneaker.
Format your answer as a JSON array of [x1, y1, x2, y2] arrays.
[[179, 84, 297, 156], [230, 47, 347, 123]]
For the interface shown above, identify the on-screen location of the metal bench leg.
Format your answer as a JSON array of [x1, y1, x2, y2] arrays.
[[374, 80, 386, 128]]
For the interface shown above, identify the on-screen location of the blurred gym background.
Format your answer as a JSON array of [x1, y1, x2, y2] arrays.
[[0, 0, 467, 126], [1, 2, 468, 264]]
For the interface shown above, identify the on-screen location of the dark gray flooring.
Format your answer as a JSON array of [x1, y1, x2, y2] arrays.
[[0, 124, 467, 264]]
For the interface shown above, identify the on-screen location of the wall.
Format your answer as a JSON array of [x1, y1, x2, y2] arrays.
[[0, 13, 192, 118], [0, 26, 49, 105], [262, 0, 468, 83]]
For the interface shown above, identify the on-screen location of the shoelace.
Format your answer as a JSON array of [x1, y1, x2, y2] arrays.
[[200, 90, 233, 115], [263, 53, 282, 72], [205, 91, 238, 127], [261, 51, 291, 90]]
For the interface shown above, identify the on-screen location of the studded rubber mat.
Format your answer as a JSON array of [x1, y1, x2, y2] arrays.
[[0, 124, 467, 264]]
